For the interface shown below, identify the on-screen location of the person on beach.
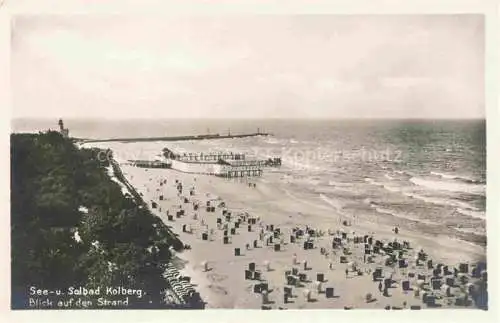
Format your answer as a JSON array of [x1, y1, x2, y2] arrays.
[[345, 268, 349, 278], [378, 281, 383, 292]]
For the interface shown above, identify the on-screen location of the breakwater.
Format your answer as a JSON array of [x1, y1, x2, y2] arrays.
[[79, 132, 271, 144]]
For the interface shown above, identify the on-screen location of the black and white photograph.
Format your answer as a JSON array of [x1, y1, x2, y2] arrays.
[[7, 8, 493, 313]]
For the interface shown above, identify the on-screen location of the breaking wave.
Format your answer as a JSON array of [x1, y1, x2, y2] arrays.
[[394, 170, 413, 177], [365, 177, 401, 193], [455, 208, 486, 220], [409, 177, 485, 196], [430, 171, 483, 184], [364, 177, 382, 186], [328, 180, 353, 187], [368, 203, 440, 226], [402, 192, 480, 211], [319, 193, 343, 211], [262, 137, 281, 145], [384, 174, 394, 181]]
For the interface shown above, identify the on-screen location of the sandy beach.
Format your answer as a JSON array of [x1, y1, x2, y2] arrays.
[[118, 163, 486, 309]]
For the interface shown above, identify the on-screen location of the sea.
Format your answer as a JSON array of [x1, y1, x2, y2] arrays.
[[12, 118, 487, 246]]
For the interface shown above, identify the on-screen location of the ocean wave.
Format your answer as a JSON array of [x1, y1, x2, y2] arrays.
[[361, 175, 485, 219], [297, 177, 323, 186], [453, 226, 486, 235], [394, 170, 412, 177], [363, 198, 373, 205], [262, 137, 281, 145], [319, 193, 343, 211], [372, 205, 396, 216], [364, 177, 404, 195], [282, 159, 324, 172], [366, 196, 483, 228], [281, 188, 333, 212], [384, 174, 394, 181], [382, 184, 401, 193], [430, 171, 483, 184], [364, 178, 381, 186], [402, 192, 480, 211], [328, 180, 354, 187], [365, 177, 400, 192], [368, 204, 439, 226], [363, 176, 485, 214], [409, 177, 485, 196], [455, 208, 486, 220]]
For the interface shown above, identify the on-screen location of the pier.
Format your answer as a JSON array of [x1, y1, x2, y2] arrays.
[[164, 149, 246, 162], [216, 165, 263, 178], [225, 158, 281, 167], [162, 147, 281, 178]]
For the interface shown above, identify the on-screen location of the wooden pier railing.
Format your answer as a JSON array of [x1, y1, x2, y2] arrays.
[[128, 160, 172, 168]]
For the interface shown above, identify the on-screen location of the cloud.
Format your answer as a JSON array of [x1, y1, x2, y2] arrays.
[[11, 15, 484, 119]]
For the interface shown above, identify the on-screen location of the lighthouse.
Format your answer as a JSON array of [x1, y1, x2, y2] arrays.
[[58, 119, 69, 138]]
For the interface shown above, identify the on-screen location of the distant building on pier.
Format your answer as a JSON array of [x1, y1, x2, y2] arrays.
[[161, 147, 280, 178]]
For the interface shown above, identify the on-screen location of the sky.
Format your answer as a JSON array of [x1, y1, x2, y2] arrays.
[[11, 15, 485, 119]]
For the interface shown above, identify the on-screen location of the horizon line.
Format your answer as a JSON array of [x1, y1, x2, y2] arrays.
[[12, 116, 486, 121]]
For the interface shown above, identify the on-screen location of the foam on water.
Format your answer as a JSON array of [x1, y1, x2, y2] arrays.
[[364, 178, 381, 186], [364, 171, 483, 212], [281, 187, 333, 212], [393, 170, 413, 178], [262, 137, 282, 145], [328, 180, 353, 187], [384, 174, 394, 181], [430, 171, 483, 184], [319, 193, 343, 211], [456, 208, 486, 220], [282, 159, 324, 172], [410, 176, 485, 196], [368, 204, 440, 226], [454, 226, 486, 235], [402, 192, 481, 212], [381, 185, 401, 193]]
